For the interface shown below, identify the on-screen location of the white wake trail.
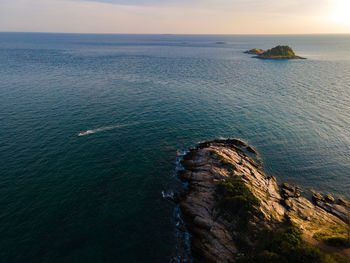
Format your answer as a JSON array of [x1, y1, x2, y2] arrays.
[[77, 121, 156, 137], [78, 126, 118, 136]]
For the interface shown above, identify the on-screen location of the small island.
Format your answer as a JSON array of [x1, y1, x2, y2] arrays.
[[244, 45, 306, 59], [175, 139, 349, 263], [244, 48, 264, 55]]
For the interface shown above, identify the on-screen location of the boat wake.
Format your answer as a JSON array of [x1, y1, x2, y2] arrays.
[[78, 126, 119, 136], [77, 121, 155, 137]]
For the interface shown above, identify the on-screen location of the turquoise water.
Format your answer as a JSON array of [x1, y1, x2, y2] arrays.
[[0, 33, 350, 262]]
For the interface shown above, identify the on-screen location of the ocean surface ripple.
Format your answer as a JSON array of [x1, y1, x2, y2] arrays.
[[0, 33, 350, 262]]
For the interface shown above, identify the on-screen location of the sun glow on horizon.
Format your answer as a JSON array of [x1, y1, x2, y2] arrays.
[[330, 0, 350, 26], [1, 0, 350, 33]]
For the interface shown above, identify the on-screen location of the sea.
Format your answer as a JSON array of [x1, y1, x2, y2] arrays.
[[0, 33, 349, 262]]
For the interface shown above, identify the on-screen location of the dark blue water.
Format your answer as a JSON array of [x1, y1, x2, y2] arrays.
[[1, 33, 350, 262]]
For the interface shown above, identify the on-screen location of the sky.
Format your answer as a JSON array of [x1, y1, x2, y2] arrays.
[[0, 0, 350, 34]]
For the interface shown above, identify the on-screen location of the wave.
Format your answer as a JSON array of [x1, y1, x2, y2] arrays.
[[77, 121, 157, 136]]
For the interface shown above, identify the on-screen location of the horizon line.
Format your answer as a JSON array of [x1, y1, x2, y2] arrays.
[[1, 31, 350, 36]]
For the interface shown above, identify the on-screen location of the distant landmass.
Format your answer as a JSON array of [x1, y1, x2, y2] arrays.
[[245, 45, 306, 59]]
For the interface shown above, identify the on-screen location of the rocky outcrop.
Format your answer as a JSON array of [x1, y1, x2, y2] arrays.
[[176, 139, 349, 263], [244, 48, 264, 55], [311, 193, 350, 223]]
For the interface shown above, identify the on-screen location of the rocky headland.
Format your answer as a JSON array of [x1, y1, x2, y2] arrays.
[[244, 45, 306, 59], [175, 139, 349, 263]]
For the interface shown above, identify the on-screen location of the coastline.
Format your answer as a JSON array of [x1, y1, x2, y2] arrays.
[[252, 55, 306, 59], [175, 139, 350, 262]]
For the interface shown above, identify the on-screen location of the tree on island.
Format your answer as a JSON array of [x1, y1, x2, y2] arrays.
[[262, 45, 296, 58]]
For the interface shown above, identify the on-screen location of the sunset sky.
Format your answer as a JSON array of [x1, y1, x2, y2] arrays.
[[1, 0, 350, 34]]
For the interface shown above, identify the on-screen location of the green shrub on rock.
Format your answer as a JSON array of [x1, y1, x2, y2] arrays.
[[268, 225, 302, 252], [216, 178, 260, 213], [237, 224, 348, 263], [216, 178, 262, 229]]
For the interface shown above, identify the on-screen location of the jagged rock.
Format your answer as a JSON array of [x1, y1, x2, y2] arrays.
[[325, 194, 335, 203], [282, 183, 293, 191], [284, 199, 292, 209], [246, 146, 257, 155], [281, 183, 300, 199], [314, 201, 350, 223], [281, 188, 295, 199], [312, 192, 325, 203], [338, 198, 350, 208], [268, 176, 277, 182]]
